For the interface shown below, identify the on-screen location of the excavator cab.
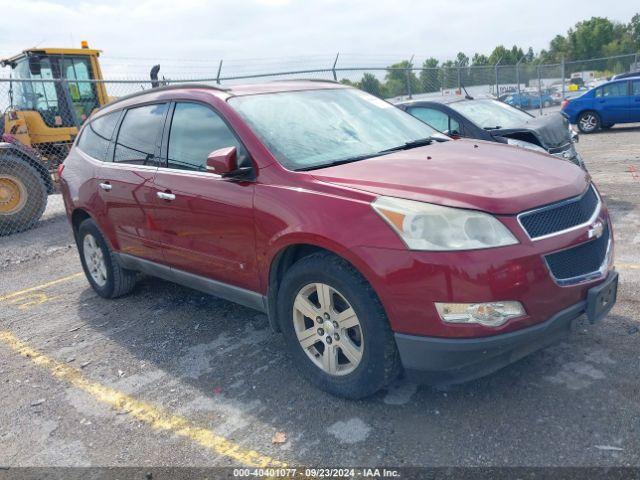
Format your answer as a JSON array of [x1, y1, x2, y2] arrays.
[[1, 44, 108, 152], [1, 43, 108, 235]]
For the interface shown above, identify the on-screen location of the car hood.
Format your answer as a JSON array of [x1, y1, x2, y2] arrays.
[[491, 112, 571, 150], [311, 139, 589, 215]]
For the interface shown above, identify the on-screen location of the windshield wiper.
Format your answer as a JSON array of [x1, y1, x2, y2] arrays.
[[484, 126, 502, 130], [295, 152, 382, 171], [295, 137, 438, 172], [378, 137, 434, 153]]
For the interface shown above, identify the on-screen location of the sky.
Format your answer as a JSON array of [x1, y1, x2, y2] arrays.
[[0, 0, 638, 79]]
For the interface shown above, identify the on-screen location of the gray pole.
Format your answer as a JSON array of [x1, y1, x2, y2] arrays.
[[406, 54, 415, 99], [494, 56, 503, 97], [332, 53, 340, 81], [216, 60, 223, 84], [561, 56, 566, 100], [516, 56, 524, 97], [457, 66, 461, 92], [538, 63, 543, 116]]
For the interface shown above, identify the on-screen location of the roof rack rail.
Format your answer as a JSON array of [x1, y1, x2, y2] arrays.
[[269, 78, 340, 84], [97, 83, 230, 112]]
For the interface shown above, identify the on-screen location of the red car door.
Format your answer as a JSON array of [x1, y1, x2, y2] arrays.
[[98, 102, 169, 264], [151, 101, 259, 292]]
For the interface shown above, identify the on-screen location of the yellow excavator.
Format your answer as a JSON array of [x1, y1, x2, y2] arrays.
[[0, 41, 109, 235]]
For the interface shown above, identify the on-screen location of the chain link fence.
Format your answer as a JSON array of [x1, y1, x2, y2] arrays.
[[0, 52, 639, 236]]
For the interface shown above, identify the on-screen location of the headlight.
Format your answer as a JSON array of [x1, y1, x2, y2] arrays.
[[506, 138, 547, 153], [372, 196, 518, 251], [435, 301, 526, 327]]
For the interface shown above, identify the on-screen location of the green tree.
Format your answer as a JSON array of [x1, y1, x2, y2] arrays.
[[629, 14, 640, 50], [419, 57, 440, 92], [524, 47, 535, 63], [472, 53, 489, 66], [384, 60, 420, 97], [567, 17, 617, 59], [455, 52, 469, 67], [359, 73, 383, 97]]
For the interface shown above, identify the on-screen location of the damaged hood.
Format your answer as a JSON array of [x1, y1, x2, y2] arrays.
[[311, 139, 589, 215], [491, 112, 573, 150]]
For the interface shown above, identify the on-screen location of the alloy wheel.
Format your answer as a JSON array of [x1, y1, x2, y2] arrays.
[[292, 282, 364, 376], [83, 234, 108, 287], [579, 113, 597, 132]]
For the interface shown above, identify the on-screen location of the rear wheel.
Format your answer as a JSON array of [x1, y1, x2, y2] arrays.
[[0, 156, 47, 236], [77, 219, 137, 298], [577, 111, 600, 133], [278, 252, 401, 399]]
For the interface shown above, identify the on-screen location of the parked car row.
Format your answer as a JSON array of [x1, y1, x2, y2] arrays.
[[59, 81, 617, 399], [499, 91, 558, 110]]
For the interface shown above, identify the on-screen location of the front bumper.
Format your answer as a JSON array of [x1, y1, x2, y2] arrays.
[[395, 271, 618, 385]]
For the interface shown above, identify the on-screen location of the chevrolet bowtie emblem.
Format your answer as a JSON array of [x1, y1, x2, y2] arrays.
[[588, 220, 604, 239]]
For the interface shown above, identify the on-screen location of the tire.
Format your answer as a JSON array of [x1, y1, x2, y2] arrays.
[[0, 155, 48, 236], [277, 252, 401, 399], [77, 218, 137, 298], [577, 111, 600, 134]]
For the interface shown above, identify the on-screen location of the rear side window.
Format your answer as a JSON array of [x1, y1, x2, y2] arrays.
[[114, 103, 168, 164], [595, 82, 628, 98], [76, 111, 120, 161], [167, 102, 248, 172], [633, 80, 640, 96], [408, 107, 461, 134]]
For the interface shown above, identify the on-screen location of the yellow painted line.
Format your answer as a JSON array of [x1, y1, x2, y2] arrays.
[[0, 273, 83, 302], [617, 263, 640, 270], [0, 330, 287, 468]]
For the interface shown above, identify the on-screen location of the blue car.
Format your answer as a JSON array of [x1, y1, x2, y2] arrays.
[[500, 92, 555, 110], [562, 76, 640, 133]]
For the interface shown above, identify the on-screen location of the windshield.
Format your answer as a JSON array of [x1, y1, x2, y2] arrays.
[[228, 88, 441, 170], [448, 99, 532, 130]]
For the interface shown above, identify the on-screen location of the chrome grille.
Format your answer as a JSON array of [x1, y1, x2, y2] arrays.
[[544, 223, 610, 284], [518, 185, 599, 240]]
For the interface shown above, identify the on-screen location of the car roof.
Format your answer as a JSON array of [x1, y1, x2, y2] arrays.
[[396, 96, 466, 107], [396, 95, 497, 107], [95, 80, 346, 116], [611, 71, 640, 80]]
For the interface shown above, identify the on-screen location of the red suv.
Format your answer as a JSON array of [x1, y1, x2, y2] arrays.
[[59, 81, 618, 398]]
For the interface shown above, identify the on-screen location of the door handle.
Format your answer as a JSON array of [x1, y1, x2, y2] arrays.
[[156, 191, 176, 201], [99, 182, 112, 191]]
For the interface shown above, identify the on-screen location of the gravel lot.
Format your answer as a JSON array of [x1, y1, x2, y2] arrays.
[[1, 124, 639, 470]]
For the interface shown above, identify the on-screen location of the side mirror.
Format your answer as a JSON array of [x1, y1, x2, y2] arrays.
[[205, 146, 252, 179], [206, 146, 237, 175], [444, 129, 461, 139]]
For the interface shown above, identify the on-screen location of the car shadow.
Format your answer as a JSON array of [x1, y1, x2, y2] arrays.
[[587, 123, 640, 135], [71, 270, 636, 465]]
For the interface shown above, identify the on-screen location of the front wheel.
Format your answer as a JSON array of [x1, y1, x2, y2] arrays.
[[577, 111, 600, 133], [278, 252, 401, 399], [77, 218, 137, 298], [0, 156, 48, 236]]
